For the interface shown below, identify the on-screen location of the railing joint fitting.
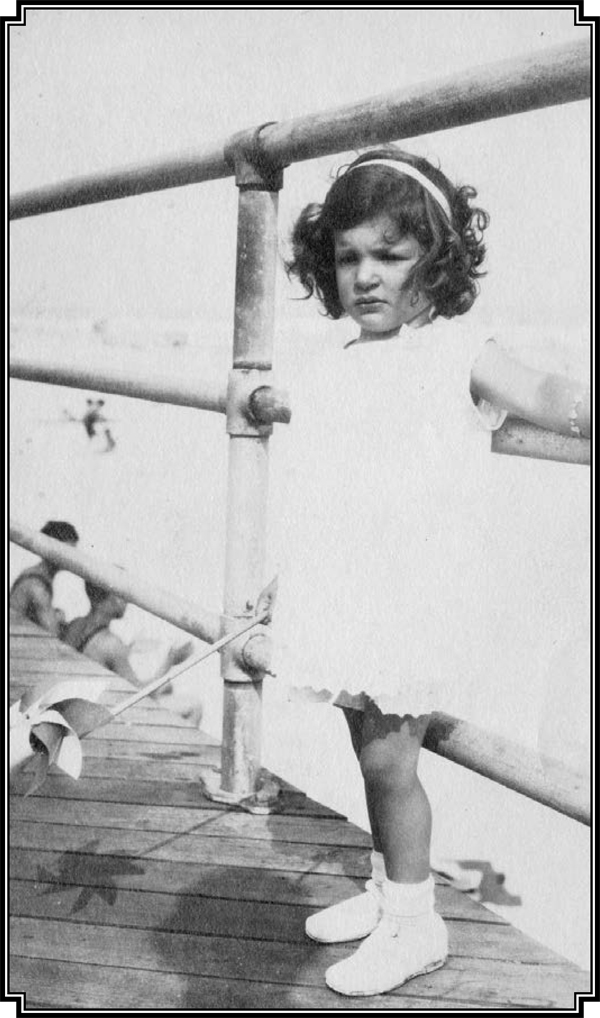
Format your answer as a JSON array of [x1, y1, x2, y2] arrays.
[[226, 368, 273, 436], [224, 122, 286, 190]]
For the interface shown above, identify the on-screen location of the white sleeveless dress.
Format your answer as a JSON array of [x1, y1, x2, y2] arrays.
[[268, 316, 511, 722]]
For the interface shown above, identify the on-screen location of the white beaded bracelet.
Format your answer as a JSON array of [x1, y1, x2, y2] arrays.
[[568, 395, 583, 437]]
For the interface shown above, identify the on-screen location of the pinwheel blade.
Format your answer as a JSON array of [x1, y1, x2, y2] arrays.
[[52, 698, 114, 738], [54, 731, 84, 780]]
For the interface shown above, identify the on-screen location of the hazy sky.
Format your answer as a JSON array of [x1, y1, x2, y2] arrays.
[[8, 7, 591, 340]]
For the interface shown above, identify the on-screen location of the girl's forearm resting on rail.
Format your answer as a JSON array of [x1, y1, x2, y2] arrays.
[[471, 342, 591, 439]]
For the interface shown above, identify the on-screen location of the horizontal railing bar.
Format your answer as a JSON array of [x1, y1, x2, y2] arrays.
[[10, 519, 222, 645], [10, 39, 589, 220], [425, 712, 589, 825], [10, 353, 227, 413], [9, 354, 291, 425], [492, 418, 590, 465], [9, 145, 230, 220]]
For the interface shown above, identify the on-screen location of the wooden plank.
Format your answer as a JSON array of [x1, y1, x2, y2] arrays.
[[11, 917, 586, 990], [9, 820, 373, 875], [7, 956, 487, 1010], [85, 722, 218, 744], [9, 848, 502, 922], [8, 950, 585, 1011], [45, 738, 223, 765], [9, 877, 366, 946], [13, 735, 220, 764], [11, 798, 224, 834], [9, 774, 343, 819], [11, 798, 372, 847], [14, 755, 247, 783]]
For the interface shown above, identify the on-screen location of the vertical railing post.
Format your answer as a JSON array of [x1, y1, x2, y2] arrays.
[[207, 128, 284, 808]]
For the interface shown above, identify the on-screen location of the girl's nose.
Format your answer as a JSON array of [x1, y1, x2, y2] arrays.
[[355, 258, 379, 289]]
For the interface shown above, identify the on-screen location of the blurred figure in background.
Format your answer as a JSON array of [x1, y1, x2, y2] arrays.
[[10, 520, 79, 636], [63, 580, 193, 692], [82, 398, 106, 439]]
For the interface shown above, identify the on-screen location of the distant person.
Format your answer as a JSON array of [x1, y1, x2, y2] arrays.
[[10, 520, 79, 636], [63, 581, 193, 691], [82, 398, 106, 439], [102, 427, 117, 453]]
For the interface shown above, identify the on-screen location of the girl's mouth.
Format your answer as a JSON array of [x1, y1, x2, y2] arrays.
[[355, 299, 386, 312]]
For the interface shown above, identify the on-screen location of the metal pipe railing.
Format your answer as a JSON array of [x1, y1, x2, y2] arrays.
[[492, 418, 590, 465], [424, 713, 589, 826], [10, 354, 226, 414], [9, 520, 272, 673], [9, 39, 589, 220], [9, 353, 291, 425], [213, 150, 284, 806]]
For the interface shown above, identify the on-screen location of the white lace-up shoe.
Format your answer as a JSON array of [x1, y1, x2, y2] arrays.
[[305, 879, 383, 943], [325, 911, 448, 996]]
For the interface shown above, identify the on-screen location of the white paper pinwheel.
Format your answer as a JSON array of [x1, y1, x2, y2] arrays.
[[10, 679, 114, 794]]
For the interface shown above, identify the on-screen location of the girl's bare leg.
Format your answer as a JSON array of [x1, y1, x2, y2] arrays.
[[342, 706, 382, 852], [325, 709, 447, 996], [359, 708, 431, 882], [343, 706, 431, 878]]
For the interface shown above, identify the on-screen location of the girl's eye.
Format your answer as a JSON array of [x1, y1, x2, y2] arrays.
[[335, 253, 357, 266]]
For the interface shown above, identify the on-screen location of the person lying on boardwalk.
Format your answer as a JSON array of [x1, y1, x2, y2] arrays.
[[279, 146, 591, 998], [63, 580, 193, 691], [10, 520, 79, 637]]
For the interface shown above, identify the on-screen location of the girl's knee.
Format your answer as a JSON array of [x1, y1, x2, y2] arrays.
[[359, 743, 419, 792]]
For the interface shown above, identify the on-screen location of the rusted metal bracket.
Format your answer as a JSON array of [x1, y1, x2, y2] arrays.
[[224, 121, 286, 191]]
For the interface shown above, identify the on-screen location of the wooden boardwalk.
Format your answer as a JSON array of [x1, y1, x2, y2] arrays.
[[9, 610, 590, 1010]]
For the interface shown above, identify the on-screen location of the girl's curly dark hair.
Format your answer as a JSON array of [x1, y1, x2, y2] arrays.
[[286, 147, 489, 320]]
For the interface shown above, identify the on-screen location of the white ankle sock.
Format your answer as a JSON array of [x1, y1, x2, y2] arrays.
[[382, 875, 435, 918], [370, 850, 386, 888]]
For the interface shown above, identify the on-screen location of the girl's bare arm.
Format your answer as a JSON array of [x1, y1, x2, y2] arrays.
[[470, 340, 591, 439]]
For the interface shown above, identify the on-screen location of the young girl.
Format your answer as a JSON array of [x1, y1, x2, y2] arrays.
[[275, 146, 590, 997]]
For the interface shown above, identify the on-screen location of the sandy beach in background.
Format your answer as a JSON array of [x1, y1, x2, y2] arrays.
[[9, 315, 591, 968]]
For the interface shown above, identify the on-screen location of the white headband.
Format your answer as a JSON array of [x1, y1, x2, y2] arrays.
[[347, 158, 452, 220]]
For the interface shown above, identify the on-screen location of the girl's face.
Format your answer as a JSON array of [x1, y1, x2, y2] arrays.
[[334, 213, 429, 337]]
